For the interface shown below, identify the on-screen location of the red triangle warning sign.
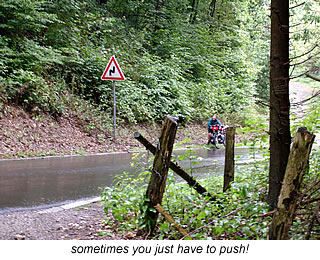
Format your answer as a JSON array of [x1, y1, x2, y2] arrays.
[[101, 55, 125, 81]]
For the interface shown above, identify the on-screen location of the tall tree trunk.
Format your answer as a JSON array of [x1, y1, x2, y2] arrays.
[[268, 0, 291, 210], [209, 0, 217, 17], [189, 0, 199, 24]]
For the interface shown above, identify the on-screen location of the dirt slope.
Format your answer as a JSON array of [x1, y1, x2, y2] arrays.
[[0, 106, 207, 159]]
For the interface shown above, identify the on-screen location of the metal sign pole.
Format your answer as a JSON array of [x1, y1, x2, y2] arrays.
[[113, 80, 116, 141], [101, 55, 125, 142]]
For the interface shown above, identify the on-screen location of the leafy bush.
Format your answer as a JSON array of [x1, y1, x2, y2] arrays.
[[101, 150, 271, 239], [101, 147, 320, 239], [2, 70, 67, 115]]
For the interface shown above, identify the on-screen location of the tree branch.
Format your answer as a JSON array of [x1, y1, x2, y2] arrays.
[[259, 210, 276, 217], [289, 45, 318, 61], [299, 180, 320, 206], [301, 196, 320, 206], [288, 51, 319, 67], [289, 22, 302, 28], [305, 202, 320, 240], [306, 73, 320, 82], [289, 70, 312, 80], [155, 204, 191, 239], [291, 90, 320, 106], [289, 2, 305, 9], [255, 99, 272, 108]]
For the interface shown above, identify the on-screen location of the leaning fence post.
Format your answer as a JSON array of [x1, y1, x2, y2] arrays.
[[223, 127, 235, 192], [134, 131, 216, 200], [144, 116, 178, 234], [268, 127, 315, 240]]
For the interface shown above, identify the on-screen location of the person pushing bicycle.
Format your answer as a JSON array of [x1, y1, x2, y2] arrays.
[[207, 114, 222, 145]]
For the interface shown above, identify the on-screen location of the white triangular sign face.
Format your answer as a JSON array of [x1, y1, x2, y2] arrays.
[[101, 55, 125, 81]]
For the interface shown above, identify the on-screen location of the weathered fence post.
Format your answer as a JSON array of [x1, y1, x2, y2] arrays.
[[134, 132, 216, 200], [223, 127, 235, 192], [268, 127, 315, 240], [144, 116, 178, 234]]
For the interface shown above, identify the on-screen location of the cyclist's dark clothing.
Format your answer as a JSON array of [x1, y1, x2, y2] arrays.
[[208, 118, 222, 133]]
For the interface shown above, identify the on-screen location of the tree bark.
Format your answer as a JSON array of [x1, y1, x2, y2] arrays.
[[209, 0, 217, 17], [223, 127, 235, 192], [189, 0, 199, 24], [134, 132, 216, 200], [268, 127, 315, 239], [268, 0, 291, 210], [144, 116, 178, 234]]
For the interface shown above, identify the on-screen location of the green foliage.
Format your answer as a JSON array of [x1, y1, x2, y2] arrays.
[[1, 0, 272, 123], [290, 0, 320, 77], [101, 145, 319, 239], [290, 85, 320, 136], [0, 0, 58, 37], [1, 0, 317, 124], [245, 0, 270, 103], [0, 0, 65, 113], [1, 70, 67, 115], [101, 149, 271, 239], [102, 155, 152, 232], [237, 115, 269, 147]]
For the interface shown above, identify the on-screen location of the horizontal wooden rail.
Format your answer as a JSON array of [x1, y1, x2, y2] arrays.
[[134, 131, 216, 201]]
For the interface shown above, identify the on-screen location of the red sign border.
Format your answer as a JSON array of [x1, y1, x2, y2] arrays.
[[101, 56, 125, 81]]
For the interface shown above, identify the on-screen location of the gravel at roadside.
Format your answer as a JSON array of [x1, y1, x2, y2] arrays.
[[0, 200, 124, 240]]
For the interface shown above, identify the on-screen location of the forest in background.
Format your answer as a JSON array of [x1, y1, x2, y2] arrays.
[[0, 0, 264, 125], [1, 0, 319, 127]]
